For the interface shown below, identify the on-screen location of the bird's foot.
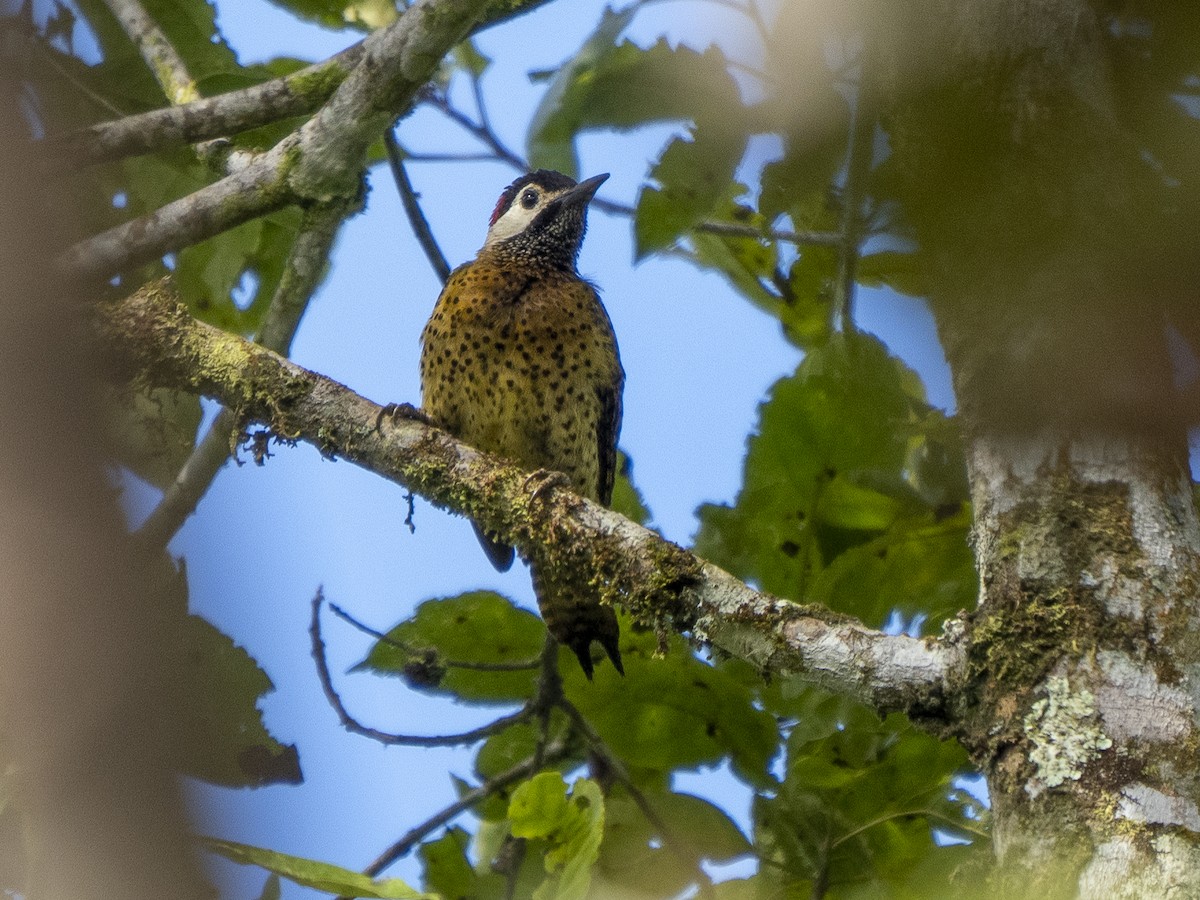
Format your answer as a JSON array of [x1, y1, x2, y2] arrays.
[[523, 468, 573, 503], [375, 402, 431, 432]]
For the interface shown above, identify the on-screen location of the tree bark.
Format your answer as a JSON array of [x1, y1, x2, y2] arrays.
[[882, 0, 1200, 892], [958, 428, 1200, 896]]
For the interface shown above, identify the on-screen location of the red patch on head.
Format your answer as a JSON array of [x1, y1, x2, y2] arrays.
[[489, 186, 517, 226]]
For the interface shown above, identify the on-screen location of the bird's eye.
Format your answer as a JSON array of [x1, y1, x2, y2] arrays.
[[520, 189, 539, 209]]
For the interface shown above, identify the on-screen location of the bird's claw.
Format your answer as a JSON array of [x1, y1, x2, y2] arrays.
[[523, 468, 572, 503], [375, 402, 431, 432]]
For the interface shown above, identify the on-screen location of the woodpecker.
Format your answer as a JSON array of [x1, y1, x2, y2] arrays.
[[419, 170, 625, 678]]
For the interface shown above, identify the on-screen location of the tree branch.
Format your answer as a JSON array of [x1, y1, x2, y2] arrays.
[[60, 0, 492, 282], [55, 43, 366, 165], [96, 282, 963, 719], [135, 198, 354, 547], [346, 737, 573, 890], [384, 128, 451, 282], [101, 0, 197, 105], [311, 590, 534, 746], [57, 0, 557, 165]]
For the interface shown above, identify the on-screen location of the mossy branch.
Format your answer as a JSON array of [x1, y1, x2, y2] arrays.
[[59, 0, 493, 281], [56, 0, 556, 165], [97, 281, 963, 719]]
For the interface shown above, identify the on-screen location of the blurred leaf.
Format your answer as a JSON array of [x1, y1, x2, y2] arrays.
[[596, 791, 750, 895], [611, 449, 651, 525], [454, 39, 491, 78], [204, 838, 431, 898], [419, 827, 494, 900], [509, 774, 604, 900], [528, 17, 740, 177], [474, 715, 571, 781], [263, 0, 396, 30], [140, 0, 240, 85], [144, 557, 301, 787], [808, 511, 976, 625], [651, 793, 751, 861], [178, 607, 302, 787], [355, 592, 544, 704], [689, 226, 780, 312], [174, 207, 306, 335], [254, 874, 281, 900], [758, 100, 849, 225], [104, 386, 202, 490], [779, 246, 837, 348], [857, 251, 928, 298]]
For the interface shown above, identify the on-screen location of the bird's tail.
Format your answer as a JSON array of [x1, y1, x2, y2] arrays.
[[472, 521, 516, 572], [530, 561, 623, 679]]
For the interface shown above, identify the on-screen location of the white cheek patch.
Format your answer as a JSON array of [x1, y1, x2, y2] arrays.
[[485, 199, 545, 246]]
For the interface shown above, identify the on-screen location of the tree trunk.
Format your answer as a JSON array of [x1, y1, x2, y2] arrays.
[[882, 0, 1200, 891], [960, 427, 1200, 895]]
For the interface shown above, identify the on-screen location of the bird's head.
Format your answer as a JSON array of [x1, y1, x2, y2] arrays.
[[483, 170, 609, 269]]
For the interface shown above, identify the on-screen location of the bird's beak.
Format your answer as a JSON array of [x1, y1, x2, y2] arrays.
[[561, 173, 610, 207]]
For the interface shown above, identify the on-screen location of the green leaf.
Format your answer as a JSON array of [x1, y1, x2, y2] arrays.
[[509, 775, 605, 900], [104, 386, 202, 490], [611, 450, 652, 525], [753, 693, 978, 895], [857, 251, 928, 298], [453, 39, 491, 78], [528, 20, 740, 177], [778, 246, 837, 348], [596, 791, 750, 895], [254, 874, 282, 900], [807, 511, 976, 626], [651, 793, 752, 861], [355, 592, 544, 703], [204, 838, 432, 898], [509, 772, 571, 840], [635, 125, 747, 257], [261, 0, 396, 30], [757, 107, 849, 225], [178, 610, 302, 787], [563, 624, 777, 785], [174, 207, 306, 335], [693, 332, 972, 626], [474, 716, 572, 781], [157, 558, 300, 787], [418, 827, 485, 900]]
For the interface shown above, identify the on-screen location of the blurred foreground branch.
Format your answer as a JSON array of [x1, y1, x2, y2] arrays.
[[97, 281, 963, 721]]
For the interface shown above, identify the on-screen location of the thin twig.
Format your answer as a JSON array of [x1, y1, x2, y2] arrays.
[[400, 150, 499, 163], [426, 93, 841, 248], [328, 602, 542, 672], [311, 591, 534, 746], [831, 807, 989, 848], [349, 738, 573, 886], [531, 636, 564, 770], [427, 92, 528, 171], [557, 698, 718, 899], [384, 128, 451, 282]]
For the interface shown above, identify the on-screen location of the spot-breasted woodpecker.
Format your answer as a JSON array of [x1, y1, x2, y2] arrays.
[[419, 170, 624, 678]]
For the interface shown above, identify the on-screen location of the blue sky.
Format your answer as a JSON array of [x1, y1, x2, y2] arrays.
[[91, 0, 958, 895]]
